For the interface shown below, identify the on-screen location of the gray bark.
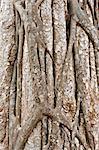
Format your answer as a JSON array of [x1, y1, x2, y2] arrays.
[[0, 0, 99, 150]]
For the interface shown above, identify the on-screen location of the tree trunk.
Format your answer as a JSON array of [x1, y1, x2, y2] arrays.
[[0, 0, 99, 150]]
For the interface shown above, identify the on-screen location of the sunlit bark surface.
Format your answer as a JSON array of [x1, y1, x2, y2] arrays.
[[0, 0, 99, 150]]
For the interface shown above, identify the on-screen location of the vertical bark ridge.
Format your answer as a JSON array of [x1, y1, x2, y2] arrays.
[[40, 0, 54, 148], [52, 0, 67, 108], [23, 1, 42, 149], [50, 0, 68, 149], [0, 0, 16, 149], [85, 0, 99, 89]]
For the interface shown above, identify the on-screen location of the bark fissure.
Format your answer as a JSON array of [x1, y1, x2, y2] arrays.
[[89, 41, 92, 81], [16, 22, 24, 125], [51, 0, 57, 108]]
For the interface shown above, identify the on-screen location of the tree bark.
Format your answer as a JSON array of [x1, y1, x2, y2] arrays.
[[0, 0, 99, 150]]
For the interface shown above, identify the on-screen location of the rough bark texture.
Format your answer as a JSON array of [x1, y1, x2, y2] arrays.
[[0, 0, 99, 150]]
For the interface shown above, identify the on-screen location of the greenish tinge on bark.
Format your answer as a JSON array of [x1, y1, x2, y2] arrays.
[[0, 0, 99, 150]]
